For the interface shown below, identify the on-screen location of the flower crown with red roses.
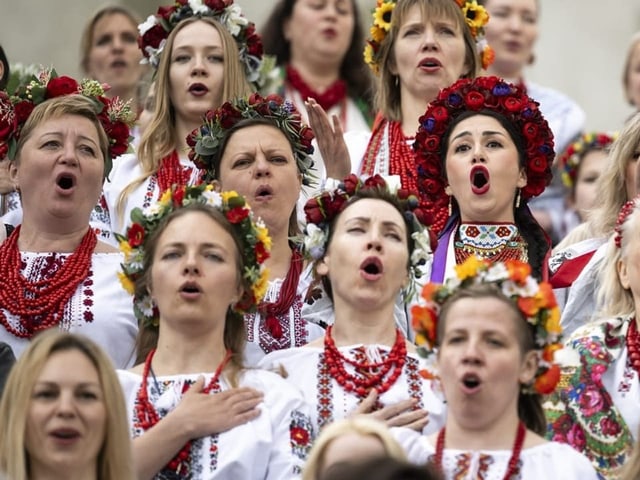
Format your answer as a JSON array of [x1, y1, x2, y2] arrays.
[[411, 255, 563, 394], [0, 68, 134, 177], [614, 196, 640, 249], [188, 92, 315, 185], [364, 0, 493, 74], [303, 174, 437, 298], [559, 131, 618, 189], [413, 76, 555, 235], [115, 183, 271, 328], [138, 0, 271, 90]]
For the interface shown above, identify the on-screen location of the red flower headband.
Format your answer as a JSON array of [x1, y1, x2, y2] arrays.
[[558, 131, 618, 189], [614, 195, 640, 249], [138, 0, 267, 90], [188, 93, 315, 185], [0, 69, 134, 177], [413, 76, 555, 235], [303, 174, 437, 297]]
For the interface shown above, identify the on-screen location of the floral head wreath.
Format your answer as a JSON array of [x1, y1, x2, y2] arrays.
[[138, 0, 270, 90], [559, 131, 618, 189], [411, 255, 563, 394], [0, 68, 135, 176], [302, 174, 437, 298], [188, 92, 315, 185], [115, 184, 271, 328], [614, 196, 640, 249], [364, 0, 494, 74], [414, 75, 555, 235]]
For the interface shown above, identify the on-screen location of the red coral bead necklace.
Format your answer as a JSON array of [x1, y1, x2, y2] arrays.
[[0, 226, 97, 338], [323, 325, 407, 397], [156, 150, 194, 198], [625, 318, 640, 377]]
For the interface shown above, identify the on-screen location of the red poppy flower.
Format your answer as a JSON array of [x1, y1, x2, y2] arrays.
[[127, 223, 145, 247], [226, 206, 250, 224]]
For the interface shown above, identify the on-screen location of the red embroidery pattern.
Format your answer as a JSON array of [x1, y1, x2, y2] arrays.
[[143, 174, 158, 211], [316, 352, 334, 430], [245, 294, 308, 354]]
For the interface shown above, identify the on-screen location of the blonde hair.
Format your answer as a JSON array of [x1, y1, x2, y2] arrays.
[[116, 16, 253, 221], [301, 417, 407, 480], [375, 0, 479, 121], [0, 331, 134, 480], [596, 199, 640, 319], [555, 112, 640, 252], [14, 95, 109, 170], [623, 32, 640, 106]]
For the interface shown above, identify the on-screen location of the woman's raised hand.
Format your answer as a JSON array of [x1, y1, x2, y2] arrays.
[[305, 98, 351, 180]]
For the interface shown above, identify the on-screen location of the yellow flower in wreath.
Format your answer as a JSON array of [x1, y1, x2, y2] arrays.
[[370, 24, 385, 43], [373, 1, 394, 32], [462, 1, 490, 33], [117, 271, 135, 295], [454, 255, 486, 281]]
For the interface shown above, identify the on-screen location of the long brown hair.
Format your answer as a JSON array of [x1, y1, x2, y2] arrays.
[[134, 204, 248, 386]]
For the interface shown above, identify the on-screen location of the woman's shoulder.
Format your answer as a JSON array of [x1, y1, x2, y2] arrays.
[[568, 315, 629, 349], [105, 153, 141, 188], [525, 81, 584, 114], [522, 442, 598, 478]]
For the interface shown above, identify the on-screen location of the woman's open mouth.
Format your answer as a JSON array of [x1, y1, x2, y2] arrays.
[[55, 173, 76, 194], [470, 165, 490, 195], [359, 256, 383, 281], [461, 372, 482, 394]]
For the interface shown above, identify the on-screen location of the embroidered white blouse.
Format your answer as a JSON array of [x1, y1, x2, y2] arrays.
[[0, 251, 137, 368], [259, 345, 446, 435], [118, 368, 314, 479], [394, 428, 598, 480]]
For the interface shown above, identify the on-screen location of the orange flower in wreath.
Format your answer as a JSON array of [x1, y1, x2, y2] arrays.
[[505, 259, 531, 284]]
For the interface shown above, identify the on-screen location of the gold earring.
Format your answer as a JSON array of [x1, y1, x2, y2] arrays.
[[448, 196, 452, 216], [515, 189, 521, 209]]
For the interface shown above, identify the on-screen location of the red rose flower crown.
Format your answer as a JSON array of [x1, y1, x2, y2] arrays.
[[303, 174, 437, 300], [413, 75, 555, 235], [411, 255, 564, 394], [0, 68, 135, 176], [116, 184, 271, 328], [188, 92, 315, 185], [138, 0, 271, 90]]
